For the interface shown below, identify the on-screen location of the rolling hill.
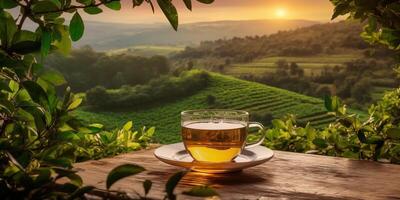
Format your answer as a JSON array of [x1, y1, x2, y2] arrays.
[[75, 73, 347, 144], [74, 19, 319, 51]]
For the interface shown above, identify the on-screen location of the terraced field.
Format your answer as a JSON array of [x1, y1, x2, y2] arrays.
[[107, 45, 184, 57], [226, 54, 361, 76], [75, 73, 357, 144]]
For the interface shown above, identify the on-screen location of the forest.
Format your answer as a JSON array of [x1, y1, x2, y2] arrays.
[[46, 46, 170, 92]]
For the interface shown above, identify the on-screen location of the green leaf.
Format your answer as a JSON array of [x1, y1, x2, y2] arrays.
[[88, 123, 103, 133], [12, 30, 37, 44], [57, 131, 80, 141], [23, 106, 46, 132], [40, 30, 52, 59], [324, 95, 332, 111], [21, 81, 48, 106], [44, 157, 73, 168], [143, 180, 152, 195], [183, 0, 192, 10], [106, 164, 145, 189], [157, 0, 178, 31], [165, 171, 186, 199], [3, 165, 19, 177], [0, 81, 12, 92], [65, 172, 83, 186], [196, 0, 214, 3], [366, 16, 377, 32], [10, 41, 41, 54], [146, 127, 155, 137], [123, 121, 133, 131], [183, 185, 218, 197], [387, 128, 400, 140], [312, 138, 328, 148], [67, 98, 82, 111], [33, 168, 52, 186], [324, 96, 340, 112], [31, 0, 60, 14], [366, 135, 384, 144], [0, 0, 18, 9], [331, 2, 350, 20], [272, 119, 286, 129], [77, 0, 92, 5], [105, 0, 121, 10], [39, 70, 66, 86], [68, 186, 95, 200], [0, 10, 17, 48], [54, 25, 72, 55], [69, 12, 84, 41], [84, 6, 103, 15]]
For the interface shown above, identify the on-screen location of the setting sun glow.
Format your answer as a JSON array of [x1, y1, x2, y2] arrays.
[[275, 8, 287, 18]]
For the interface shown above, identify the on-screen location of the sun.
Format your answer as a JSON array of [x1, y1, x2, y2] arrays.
[[275, 8, 287, 18]]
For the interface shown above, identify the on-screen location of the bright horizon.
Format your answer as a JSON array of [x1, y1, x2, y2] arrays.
[[80, 0, 339, 24]]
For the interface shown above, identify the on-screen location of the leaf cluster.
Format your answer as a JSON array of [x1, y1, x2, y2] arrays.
[[330, 0, 400, 51], [1, 0, 216, 198], [265, 94, 400, 163]]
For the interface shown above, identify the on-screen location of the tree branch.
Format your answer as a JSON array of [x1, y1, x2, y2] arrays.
[[34, 0, 120, 15], [16, 0, 30, 30], [18, 14, 28, 30]]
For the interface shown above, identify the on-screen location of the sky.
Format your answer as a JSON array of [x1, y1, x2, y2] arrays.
[[82, 0, 338, 24]]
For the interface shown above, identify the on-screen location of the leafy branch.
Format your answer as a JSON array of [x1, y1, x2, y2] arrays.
[[1, 0, 216, 199]]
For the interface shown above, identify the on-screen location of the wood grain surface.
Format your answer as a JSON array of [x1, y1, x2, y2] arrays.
[[74, 149, 400, 200]]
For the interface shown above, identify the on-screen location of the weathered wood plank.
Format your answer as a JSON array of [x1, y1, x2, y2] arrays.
[[74, 149, 400, 200]]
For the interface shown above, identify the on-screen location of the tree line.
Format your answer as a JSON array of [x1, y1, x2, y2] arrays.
[[174, 21, 395, 63], [86, 70, 210, 109], [46, 46, 170, 92]]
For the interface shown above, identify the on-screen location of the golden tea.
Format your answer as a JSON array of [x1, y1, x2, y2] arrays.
[[182, 122, 247, 163]]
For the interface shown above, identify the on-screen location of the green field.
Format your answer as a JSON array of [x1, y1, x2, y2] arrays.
[[107, 45, 184, 57], [226, 54, 361, 76], [75, 73, 363, 144]]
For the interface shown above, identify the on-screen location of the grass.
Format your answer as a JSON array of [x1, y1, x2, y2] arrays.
[[226, 54, 361, 76], [75, 73, 365, 144]]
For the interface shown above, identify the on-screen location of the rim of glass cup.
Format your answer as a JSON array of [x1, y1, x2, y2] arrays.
[[181, 109, 249, 117]]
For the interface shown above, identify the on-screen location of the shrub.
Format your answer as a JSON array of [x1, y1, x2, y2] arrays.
[[86, 70, 210, 109], [265, 95, 400, 163]]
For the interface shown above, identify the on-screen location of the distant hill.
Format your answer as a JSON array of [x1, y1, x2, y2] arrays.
[[75, 19, 319, 51], [174, 21, 377, 62], [76, 73, 341, 144]]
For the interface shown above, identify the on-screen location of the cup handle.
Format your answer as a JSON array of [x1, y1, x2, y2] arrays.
[[245, 122, 265, 149]]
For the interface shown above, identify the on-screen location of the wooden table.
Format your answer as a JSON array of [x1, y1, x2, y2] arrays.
[[74, 149, 400, 200]]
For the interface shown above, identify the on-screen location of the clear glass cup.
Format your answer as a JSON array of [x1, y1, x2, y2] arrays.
[[181, 109, 265, 163]]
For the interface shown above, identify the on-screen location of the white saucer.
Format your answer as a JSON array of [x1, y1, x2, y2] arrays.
[[154, 143, 274, 173]]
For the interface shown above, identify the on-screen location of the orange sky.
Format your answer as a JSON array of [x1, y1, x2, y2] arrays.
[[82, 0, 338, 24]]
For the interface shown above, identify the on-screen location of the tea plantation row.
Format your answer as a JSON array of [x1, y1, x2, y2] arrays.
[[75, 73, 352, 143]]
